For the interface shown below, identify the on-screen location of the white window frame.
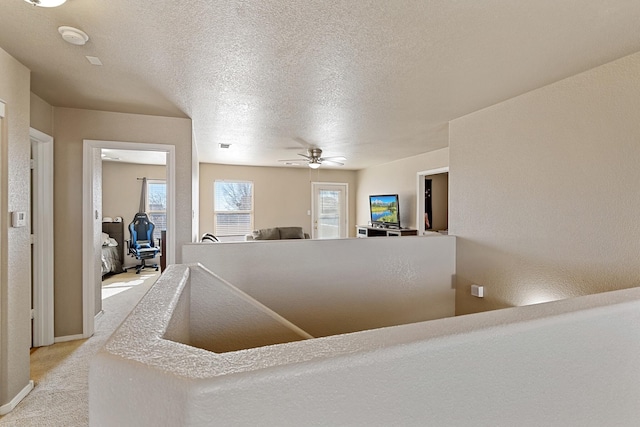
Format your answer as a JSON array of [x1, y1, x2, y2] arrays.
[[213, 180, 254, 239], [146, 179, 166, 241]]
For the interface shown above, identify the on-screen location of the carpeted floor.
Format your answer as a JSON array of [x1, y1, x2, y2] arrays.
[[0, 270, 160, 427]]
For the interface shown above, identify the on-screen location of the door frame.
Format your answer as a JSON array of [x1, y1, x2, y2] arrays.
[[310, 182, 349, 239], [30, 127, 54, 347], [82, 140, 176, 338], [416, 167, 448, 234]]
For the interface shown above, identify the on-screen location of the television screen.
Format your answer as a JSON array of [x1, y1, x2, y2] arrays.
[[369, 194, 400, 228]]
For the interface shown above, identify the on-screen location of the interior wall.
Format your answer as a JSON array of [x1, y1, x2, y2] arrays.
[[191, 136, 199, 242], [356, 148, 449, 230], [199, 164, 358, 238], [449, 50, 640, 315], [102, 162, 167, 268], [0, 47, 31, 410], [52, 108, 192, 338], [183, 236, 456, 337], [29, 93, 53, 135]]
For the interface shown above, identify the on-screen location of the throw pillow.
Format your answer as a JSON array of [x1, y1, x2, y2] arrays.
[[253, 228, 280, 240], [278, 227, 305, 239]]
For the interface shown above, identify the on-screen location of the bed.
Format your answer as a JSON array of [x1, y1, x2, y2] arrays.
[[102, 222, 124, 277]]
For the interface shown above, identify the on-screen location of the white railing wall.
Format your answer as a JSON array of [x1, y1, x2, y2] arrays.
[[90, 262, 640, 426]]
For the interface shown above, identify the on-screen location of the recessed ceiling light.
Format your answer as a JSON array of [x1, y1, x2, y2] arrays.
[[58, 26, 89, 46], [25, 0, 66, 7], [219, 143, 231, 149], [86, 56, 103, 66]]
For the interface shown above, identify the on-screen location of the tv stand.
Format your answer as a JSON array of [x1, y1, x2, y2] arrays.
[[356, 225, 418, 238]]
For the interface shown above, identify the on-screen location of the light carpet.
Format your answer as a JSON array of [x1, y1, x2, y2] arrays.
[[0, 270, 159, 427]]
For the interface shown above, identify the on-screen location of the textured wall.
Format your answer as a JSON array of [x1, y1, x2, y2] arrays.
[[450, 51, 640, 315], [183, 236, 456, 337], [52, 108, 192, 337], [356, 147, 449, 230], [91, 264, 640, 426], [199, 163, 357, 238], [29, 93, 53, 135], [0, 48, 31, 411]]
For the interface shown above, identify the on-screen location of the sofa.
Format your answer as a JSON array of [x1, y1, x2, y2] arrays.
[[245, 226, 310, 241]]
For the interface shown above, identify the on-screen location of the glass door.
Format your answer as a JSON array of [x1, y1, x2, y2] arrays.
[[311, 183, 348, 239]]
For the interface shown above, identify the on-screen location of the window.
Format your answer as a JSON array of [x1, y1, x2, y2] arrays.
[[146, 180, 166, 241], [214, 180, 253, 239]]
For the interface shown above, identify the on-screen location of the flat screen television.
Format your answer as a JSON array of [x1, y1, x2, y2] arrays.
[[369, 194, 400, 229]]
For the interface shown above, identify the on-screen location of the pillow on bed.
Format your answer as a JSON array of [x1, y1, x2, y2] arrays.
[[101, 232, 111, 246], [108, 238, 118, 247]]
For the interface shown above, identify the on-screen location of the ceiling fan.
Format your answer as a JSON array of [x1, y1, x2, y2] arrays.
[[279, 148, 346, 169]]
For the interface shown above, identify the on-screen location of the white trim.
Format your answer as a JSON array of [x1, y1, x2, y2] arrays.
[[0, 100, 5, 118], [82, 140, 176, 338], [0, 380, 34, 415], [54, 334, 85, 343], [30, 128, 55, 347], [95, 310, 104, 322], [416, 167, 449, 234]]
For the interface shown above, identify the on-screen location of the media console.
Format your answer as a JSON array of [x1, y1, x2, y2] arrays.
[[356, 225, 418, 238]]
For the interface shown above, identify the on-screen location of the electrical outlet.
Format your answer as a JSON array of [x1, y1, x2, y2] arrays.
[[471, 284, 484, 298]]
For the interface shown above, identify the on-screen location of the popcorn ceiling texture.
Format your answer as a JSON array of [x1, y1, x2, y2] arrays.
[[2, 2, 640, 168], [90, 263, 640, 426]]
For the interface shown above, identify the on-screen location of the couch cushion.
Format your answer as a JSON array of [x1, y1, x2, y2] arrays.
[[278, 227, 305, 239], [253, 228, 281, 240]]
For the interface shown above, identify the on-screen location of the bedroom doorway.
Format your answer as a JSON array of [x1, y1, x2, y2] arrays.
[[82, 140, 176, 338], [416, 167, 449, 235]]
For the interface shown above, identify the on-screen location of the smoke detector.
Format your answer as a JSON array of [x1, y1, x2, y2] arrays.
[[25, 0, 67, 6], [58, 26, 89, 46]]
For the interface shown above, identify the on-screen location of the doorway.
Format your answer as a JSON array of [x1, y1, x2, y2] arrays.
[[311, 182, 348, 239], [82, 140, 176, 338], [30, 128, 54, 347], [417, 167, 449, 234]]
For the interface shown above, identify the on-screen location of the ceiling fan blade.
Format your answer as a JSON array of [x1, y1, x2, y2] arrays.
[[293, 137, 315, 149], [320, 159, 344, 166], [320, 156, 347, 162], [279, 158, 307, 162], [297, 153, 312, 160]]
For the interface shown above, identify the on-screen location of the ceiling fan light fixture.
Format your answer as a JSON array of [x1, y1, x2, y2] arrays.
[[308, 162, 321, 169], [25, 0, 67, 7]]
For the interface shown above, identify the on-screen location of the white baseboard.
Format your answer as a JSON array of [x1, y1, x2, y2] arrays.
[[95, 310, 104, 322], [0, 380, 34, 415], [54, 334, 85, 343]]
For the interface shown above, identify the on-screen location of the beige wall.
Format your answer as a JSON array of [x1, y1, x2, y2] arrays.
[[0, 48, 31, 410], [102, 162, 166, 268], [29, 93, 53, 135], [199, 164, 358, 238], [356, 148, 449, 230], [53, 108, 192, 337], [450, 51, 640, 315]]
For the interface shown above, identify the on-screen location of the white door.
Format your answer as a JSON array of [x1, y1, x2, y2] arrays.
[[311, 183, 348, 239]]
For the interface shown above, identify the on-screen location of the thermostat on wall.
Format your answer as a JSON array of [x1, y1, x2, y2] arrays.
[[11, 211, 26, 228]]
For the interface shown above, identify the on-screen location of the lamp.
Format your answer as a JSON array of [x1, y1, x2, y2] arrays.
[[308, 160, 321, 169], [24, 0, 67, 7]]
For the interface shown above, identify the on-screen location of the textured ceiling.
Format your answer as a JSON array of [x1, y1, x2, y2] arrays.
[[2, 1, 640, 169]]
